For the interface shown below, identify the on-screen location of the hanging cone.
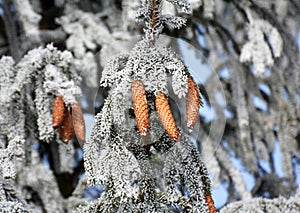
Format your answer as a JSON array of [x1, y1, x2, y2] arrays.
[[131, 80, 149, 136], [58, 111, 74, 144], [205, 194, 217, 213], [52, 96, 65, 128], [72, 102, 86, 142], [186, 77, 202, 129], [155, 93, 179, 142]]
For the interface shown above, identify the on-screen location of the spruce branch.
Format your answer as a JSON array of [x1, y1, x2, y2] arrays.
[[136, 0, 191, 40]]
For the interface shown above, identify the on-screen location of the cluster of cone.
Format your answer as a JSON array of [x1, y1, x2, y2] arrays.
[[131, 77, 201, 142], [52, 96, 85, 144]]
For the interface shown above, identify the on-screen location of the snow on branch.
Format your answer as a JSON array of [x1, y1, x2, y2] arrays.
[[0, 44, 81, 145], [57, 9, 114, 88], [221, 193, 300, 213], [165, 0, 192, 13], [98, 39, 189, 131], [0, 44, 82, 210], [136, 0, 191, 39], [240, 13, 283, 76], [83, 17, 213, 209], [57, 10, 112, 58], [0, 201, 30, 212], [100, 54, 129, 88], [13, 0, 41, 43], [160, 14, 187, 29]]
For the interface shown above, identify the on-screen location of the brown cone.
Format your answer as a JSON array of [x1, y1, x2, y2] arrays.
[[132, 80, 149, 136], [186, 77, 202, 129], [72, 102, 86, 142], [52, 96, 65, 128], [205, 194, 217, 213], [155, 93, 179, 142], [58, 111, 74, 144]]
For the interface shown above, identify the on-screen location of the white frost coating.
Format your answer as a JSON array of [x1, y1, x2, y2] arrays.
[[110, 77, 132, 128], [81, 52, 98, 88], [58, 142, 75, 173], [200, 138, 220, 188], [44, 64, 81, 106], [217, 147, 252, 201], [0, 43, 81, 145], [202, 0, 215, 19], [13, 0, 41, 41], [0, 136, 25, 180], [99, 38, 190, 135], [240, 17, 283, 76], [166, 0, 192, 14], [57, 9, 113, 88], [1, 158, 17, 179], [3, 44, 81, 106], [97, 143, 141, 196], [220, 194, 300, 213], [0, 201, 30, 212], [98, 100, 113, 141], [136, 0, 191, 39], [35, 78, 54, 142], [58, 10, 112, 58], [162, 1, 176, 16], [187, 0, 214, 18], [112, 40, 187, 96], [189, 0, 202, 9], [164, 53, 188, 98], [21, 163, 64, 213], [0, 57, 15, 105], [160, 15, 187, 30], [100, 54, 129, 88], [0, 0, 298, 212], [84, 3, 213, 208], [261, 20, 283, 58], [122, 0, 141, 30], [98, 38, 190, 136], [83, 111, 110, 186], [83, 138, 99, 186]]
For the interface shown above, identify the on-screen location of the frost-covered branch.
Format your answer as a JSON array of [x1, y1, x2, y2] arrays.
[[221, 192, 300, 213], [136, 0, 191, 40], [240, 12, 283, 76]]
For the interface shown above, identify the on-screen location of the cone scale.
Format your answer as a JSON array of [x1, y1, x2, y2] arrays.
[[72, 102, 86, 142], [59, 111, 74, 144], [52, 96, 65, 128], [155, 93, 179, 142], [186, 77, 201, 129], [131, 80, 149, 136]]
